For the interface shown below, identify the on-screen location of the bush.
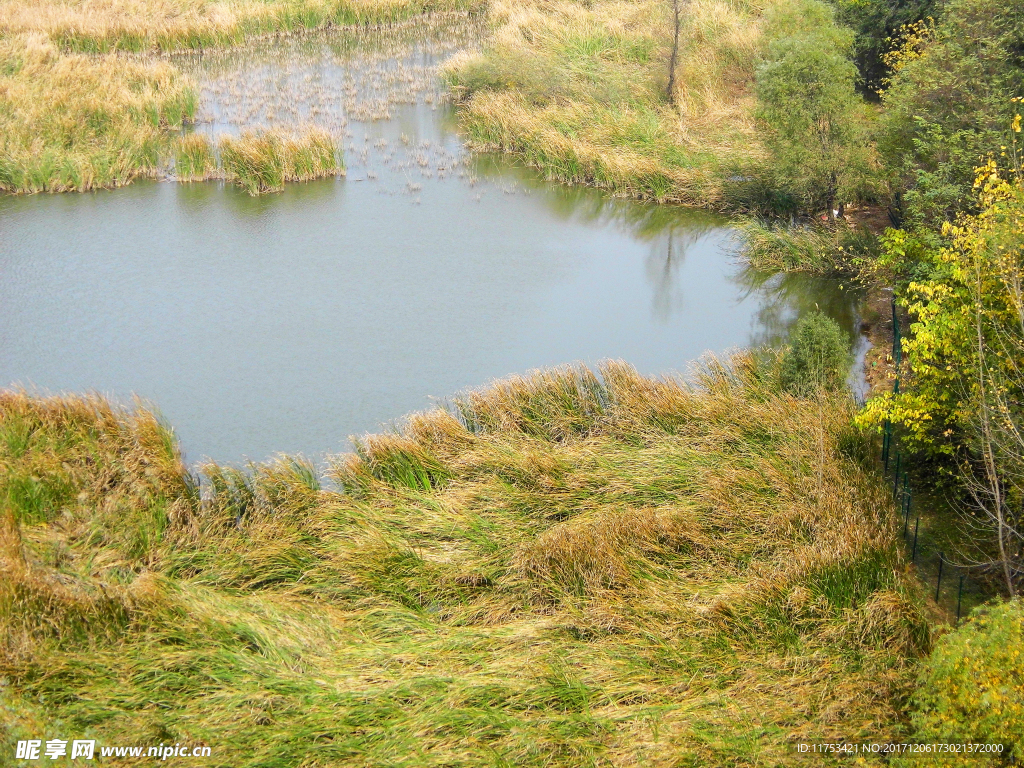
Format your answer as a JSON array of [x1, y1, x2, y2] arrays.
[[910, 600, 1024, 755], [780, 311, 851, 395]]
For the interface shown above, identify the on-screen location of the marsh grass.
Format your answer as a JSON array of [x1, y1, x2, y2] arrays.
[[218, 129, 341, 194], [444, 0, 780, 207], [0, 0, 482, 55], [175, 132, 217, 181], [0, 0, 479, 194], [0, 33, 196, 192], [737, 217, 880, 275], [1, 356, 937, 765]]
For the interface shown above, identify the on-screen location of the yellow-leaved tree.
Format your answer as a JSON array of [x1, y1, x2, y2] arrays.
[[860, 108, 1024, 593]]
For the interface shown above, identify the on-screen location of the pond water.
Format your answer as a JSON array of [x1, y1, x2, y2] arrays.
[[0, 19, 863, 465]]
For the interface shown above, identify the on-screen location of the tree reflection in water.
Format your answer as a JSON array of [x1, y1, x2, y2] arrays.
[[472, 154, 864, 348], [733, 262, 864, 350]]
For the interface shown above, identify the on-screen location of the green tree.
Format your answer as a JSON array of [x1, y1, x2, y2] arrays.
[[859, 157, 1024, 592], [755, 3, 870, 217], [878, 0, 1024, 227], [827, 0, 935, 96]]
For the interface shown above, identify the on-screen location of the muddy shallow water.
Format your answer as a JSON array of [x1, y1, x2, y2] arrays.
[[0, 19, 863, 465]]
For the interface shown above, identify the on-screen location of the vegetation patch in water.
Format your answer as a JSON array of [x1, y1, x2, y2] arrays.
[[218, 129, 342, 194]]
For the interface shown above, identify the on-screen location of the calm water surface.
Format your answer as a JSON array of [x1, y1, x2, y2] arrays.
[[0, 21, 862, 465]]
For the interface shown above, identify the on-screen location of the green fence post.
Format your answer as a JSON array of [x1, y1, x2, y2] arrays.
[[912, 517, 920, 562], [956, 573, 964, 624], [903, 487, 912, 538], [936, 552, 944, 602]]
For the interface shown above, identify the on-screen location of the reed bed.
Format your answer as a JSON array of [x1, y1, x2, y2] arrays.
[[0, 33, 196, 193], [0, 0, 481, 54], [217, 129, 342, 194], [0, 0, 479, 194], [737, 217, 880, 275], [1, 355, 937, 765]]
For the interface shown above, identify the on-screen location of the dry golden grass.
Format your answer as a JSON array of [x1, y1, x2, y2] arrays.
[[0, 0, 477, 52], [1, 355, 937, 765], [444, 0, 782, 207], [0, 33, 195, 192]]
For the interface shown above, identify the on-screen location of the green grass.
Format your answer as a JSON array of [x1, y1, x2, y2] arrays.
[[736, 217, 880, 275], [0, 356, 937, 765]]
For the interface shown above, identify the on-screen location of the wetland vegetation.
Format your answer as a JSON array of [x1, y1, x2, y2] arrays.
[[3, 357, 939, 766], [2, 0, 1023, 760]]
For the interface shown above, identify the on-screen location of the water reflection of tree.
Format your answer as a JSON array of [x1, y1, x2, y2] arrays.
[[473, 154, 732, 322], [644, 224, 718, 322], [734, 263, 864, 349]]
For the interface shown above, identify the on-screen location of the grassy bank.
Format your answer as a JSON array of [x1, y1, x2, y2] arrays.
[[736, 218, 881, 276], [443, 0, 870, 210], [0, 0, 479, 195], [444, 0, 768, 207], [0, 33, 196, 193], [1, 355, 938, 765]]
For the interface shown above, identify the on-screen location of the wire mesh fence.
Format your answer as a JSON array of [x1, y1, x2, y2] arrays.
[[876, 299, 989, 623]]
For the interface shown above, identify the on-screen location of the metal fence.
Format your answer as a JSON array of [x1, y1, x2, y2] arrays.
[[878, 299, 988, 623]]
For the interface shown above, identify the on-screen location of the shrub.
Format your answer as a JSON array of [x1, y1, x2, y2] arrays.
[[780, 311, 851, 395], [910, 599, 1024, 755]]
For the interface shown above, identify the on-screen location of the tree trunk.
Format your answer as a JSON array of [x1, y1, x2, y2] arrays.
[[667, 0, 681, 105], [973, 256, 1018, 597]]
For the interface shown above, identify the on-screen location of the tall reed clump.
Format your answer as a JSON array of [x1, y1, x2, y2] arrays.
[[1, 356, 936, 765], [174, 133, 216, 181], [0, 33, 196, 193], [219, 129, 341, 195]]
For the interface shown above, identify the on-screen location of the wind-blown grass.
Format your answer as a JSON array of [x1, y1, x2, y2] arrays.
[[1, 355, 936, 765]]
